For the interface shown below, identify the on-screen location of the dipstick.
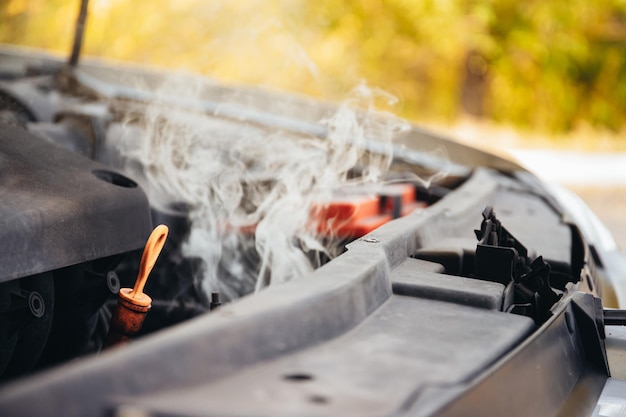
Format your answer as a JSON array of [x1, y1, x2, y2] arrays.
[[104, 225, 168, 348]]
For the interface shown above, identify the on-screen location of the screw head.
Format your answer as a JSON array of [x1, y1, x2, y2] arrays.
[[363, 237, 379, 243]]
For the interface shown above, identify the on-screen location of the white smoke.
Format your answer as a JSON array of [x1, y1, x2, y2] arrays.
[[119, 76, 411, 300]]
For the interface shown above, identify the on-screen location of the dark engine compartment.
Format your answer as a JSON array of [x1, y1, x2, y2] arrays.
[[0, 126, 152, 379]]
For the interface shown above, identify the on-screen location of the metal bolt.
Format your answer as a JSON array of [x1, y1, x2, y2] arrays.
[[210, 292, 221, 310], [28, 292, 45, 318], [107, 271, 121, 294]]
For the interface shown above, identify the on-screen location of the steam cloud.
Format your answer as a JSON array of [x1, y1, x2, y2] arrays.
[[120, 77, 410, 300]]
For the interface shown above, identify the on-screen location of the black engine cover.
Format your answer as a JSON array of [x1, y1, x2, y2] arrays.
[[0, 126, 152, 282]]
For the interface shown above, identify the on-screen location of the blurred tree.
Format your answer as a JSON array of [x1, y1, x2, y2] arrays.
[[2, 0, 626, 134]]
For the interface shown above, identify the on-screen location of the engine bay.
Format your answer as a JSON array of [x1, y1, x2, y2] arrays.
[[0, 47, 616, 417]]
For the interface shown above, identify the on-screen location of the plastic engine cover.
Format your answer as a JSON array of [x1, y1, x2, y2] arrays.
[[0, 126, 152, 282]]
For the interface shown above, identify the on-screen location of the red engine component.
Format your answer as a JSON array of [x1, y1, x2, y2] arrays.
[[314, 184, 427, 238]]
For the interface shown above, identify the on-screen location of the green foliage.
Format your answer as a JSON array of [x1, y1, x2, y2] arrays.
[[3, 0, 626, 133]]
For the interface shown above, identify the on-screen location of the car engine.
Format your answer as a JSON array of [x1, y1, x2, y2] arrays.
[[0, 45, 624, 417]]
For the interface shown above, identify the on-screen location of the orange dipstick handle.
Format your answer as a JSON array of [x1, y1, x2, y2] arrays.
[[125, 224, 169, 305], [104, 225, 169, 349]]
